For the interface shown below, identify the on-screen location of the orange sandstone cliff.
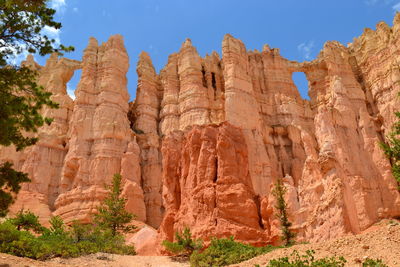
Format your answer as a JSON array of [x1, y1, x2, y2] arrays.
[[2, 16, 400, 247]]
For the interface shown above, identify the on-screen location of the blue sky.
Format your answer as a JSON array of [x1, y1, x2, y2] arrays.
[[39, 0, 400, 101]]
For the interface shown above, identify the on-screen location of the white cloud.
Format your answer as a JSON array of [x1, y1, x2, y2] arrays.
[[8, 49, 29, 66], [365, 0, 395, 5], [393, 2, 400, 10], [297, 41, 315, 60], [50, 0, 66, 12], [0, 39, 30, 66], [42, 26, 61, 46], [0, 1, 65, 66], [66, 83, 75, 100]]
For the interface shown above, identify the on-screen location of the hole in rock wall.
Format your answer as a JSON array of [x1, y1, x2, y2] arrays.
[[66, 69, 82, 100], [292, 72, 310, 100]]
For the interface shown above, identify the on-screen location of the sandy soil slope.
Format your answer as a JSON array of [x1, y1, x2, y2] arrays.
[[230, 220, 400, 267]]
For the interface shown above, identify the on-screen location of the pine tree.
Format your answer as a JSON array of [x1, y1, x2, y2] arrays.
[[0, 162, 29, 217], [94, 174, 136, 236], [7, 209, 44, 233], [162, 227, 203, 256], [380, 110, 400, 190], [272, 178, 295, 246], [0, 0, 73, 216]]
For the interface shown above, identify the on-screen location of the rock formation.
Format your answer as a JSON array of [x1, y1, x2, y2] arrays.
[[1, 53, 80, 224], [53, 35, 145, 223], [158, 123, 267, 246], [132, 52, 163, 227], [1, 16, 400, 247]]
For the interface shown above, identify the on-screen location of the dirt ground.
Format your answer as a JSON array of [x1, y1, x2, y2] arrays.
[[0, 253, 189, 267], [230, 219, 400, 267], [0, 219, 399, 267]]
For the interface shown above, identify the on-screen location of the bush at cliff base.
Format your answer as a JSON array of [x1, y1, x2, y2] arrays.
[[0, 215, 135, 260], [256, 250, 388, 267], [162, 227, 203, 257], [189, 236, 278, 267]]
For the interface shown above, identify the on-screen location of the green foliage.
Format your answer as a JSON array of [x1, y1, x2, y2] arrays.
[[0, 221, 42, 259], [162, 227, 203, 257], [0, 174, 138, 260], [362, 258, 389, 267], [70, 220, 93, 242], [7, 209, 44, 233], [0, 213, 135, 260], [272, 178, 296, 246], [0, 0, 73, 217], [264, 250, 346, 267], [190, 236, 277, 267], [380, 111, 400, 189], [0, 0, 74, 62], [0, 66, 58, 150], [68, 220, 134, 254], [94, 173, 136, 236], [258, 250, 388, 267], [0, 162, 30, 216], [47, 216, 66, 236]]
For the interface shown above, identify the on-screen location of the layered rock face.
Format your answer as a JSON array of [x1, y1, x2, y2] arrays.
[[158, 123, 266, 246], [1, 53, 80, 223], [1, 16, 400, 246], [54, 35, 145, 223], [153, 19, 400, 245]]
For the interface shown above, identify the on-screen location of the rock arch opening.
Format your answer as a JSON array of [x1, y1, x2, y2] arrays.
[[66, 69, 82, 100], [292, 72, 310, 100]]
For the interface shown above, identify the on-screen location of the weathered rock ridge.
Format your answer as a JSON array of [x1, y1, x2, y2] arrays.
[[1, 16, 400, 245]]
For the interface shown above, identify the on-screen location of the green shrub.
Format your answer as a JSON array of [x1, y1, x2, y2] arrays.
[[6, 210, 45, 233], [264, 250, 346, 267], [362, 258, 389, 267], [0, 221, 41, 259], [272, 178, 295, 246], [259, 250, 388, 267], [70, 220, 94, 242], [380, 108, 400, 189], [94, 173, 136, 236], [0, 221, 21, 243], [0, 174, 137, 260], [162, 227, 203, 257], [0, 214, 135, 260], [190, 236, 277, 267]]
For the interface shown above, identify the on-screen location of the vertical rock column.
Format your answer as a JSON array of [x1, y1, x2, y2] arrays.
[[222, 34, 271, 197], [297, 42, 400, 242], [134, 52, 164, 227], [159, 40, 225, 135], [349, 17, 400, 133], [54, 35, 140, 223], [159, 54, 180, 135], [176, 39, 211, 131], [7, 54, 80, 224]]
